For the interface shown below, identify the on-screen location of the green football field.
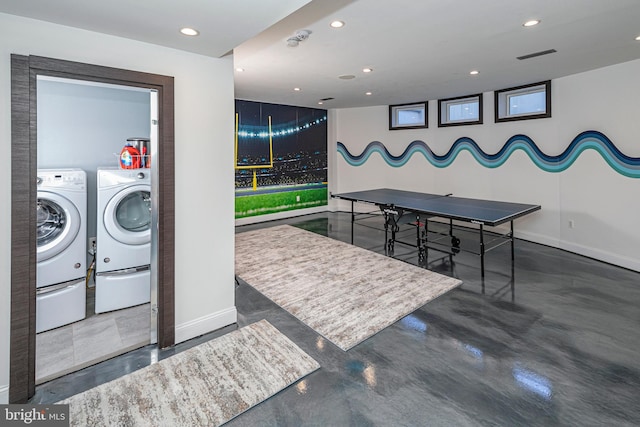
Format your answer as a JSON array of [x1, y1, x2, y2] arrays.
[[235, 187, 328, 219]]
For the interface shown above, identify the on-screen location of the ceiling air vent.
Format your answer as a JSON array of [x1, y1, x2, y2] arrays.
[[517, 49, 557, 60], [319, 97, 335, 101]]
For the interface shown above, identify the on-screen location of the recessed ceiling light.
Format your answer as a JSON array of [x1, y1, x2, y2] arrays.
[[365, 92, 372, 96], [470, 70, 479, 75], [235, 67, 245, 72], [294, 87, 301, 91], [635, 35, 640, 41], [318, 101, 324, 105], [362, 67, 373, 73], [330, 20, 345, 28], [180, 27, 199, 36], [523, 20, 540, 27]]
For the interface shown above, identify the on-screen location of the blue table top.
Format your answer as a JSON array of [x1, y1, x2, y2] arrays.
[[333, 188, 541, 226]]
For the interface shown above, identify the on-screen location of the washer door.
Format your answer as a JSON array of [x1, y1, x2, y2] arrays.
[[37, 191, 81, 262], [104, 185, 151, 245]]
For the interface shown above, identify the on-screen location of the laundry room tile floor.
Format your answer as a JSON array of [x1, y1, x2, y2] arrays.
[[36, 290, 150, 385]]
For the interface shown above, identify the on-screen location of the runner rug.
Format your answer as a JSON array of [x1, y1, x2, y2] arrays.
[[236, 225, 462, 351], [59, 320, 319, 426]]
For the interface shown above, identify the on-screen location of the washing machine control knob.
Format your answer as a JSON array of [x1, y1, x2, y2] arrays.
[[137, 172, 145, 179], [104, 257, 111, 263], [36, 177, 43, 185], [74, 263, 81, 269]]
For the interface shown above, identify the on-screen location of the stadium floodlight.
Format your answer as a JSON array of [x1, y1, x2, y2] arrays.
[[235, 113, 274, 191]]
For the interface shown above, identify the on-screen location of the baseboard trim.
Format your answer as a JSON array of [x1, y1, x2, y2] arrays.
[[0, 384, 8, 404], [235, 206, 328, 226], [558, 241, 640, 272], [175, 306, 237, 344], [510, 230, 639, 272], [514, 230, 558, 248]]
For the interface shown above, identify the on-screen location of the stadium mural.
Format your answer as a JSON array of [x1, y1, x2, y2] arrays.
[[235, 100, 328, 218]]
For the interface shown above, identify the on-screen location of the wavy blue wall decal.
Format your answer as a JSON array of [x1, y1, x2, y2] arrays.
[[337, 131, 640, 178]]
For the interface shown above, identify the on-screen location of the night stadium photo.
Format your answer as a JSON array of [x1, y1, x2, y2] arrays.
[[235, 100, 328, 218]]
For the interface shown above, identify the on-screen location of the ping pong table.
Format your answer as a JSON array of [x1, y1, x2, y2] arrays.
[[332, 188, 541, 277]]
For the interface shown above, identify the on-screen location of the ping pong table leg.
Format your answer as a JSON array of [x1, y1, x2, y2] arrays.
[[384, 223, 388, 254], [510, 221, 515, 301], [416, 214, 424, 263], [449, 218, 454, 264], [381, 207, 391, 255], [390, 215, 397, 255], [510, 221, 514, 261], [424, 219, 429, 261], [480, 224, 485, 278], [351, 201, 354, 245]]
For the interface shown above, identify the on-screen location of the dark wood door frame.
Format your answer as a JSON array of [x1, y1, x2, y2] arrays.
[[10, 55, 175, 403]]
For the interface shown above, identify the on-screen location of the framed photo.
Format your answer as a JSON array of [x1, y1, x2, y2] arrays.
[[389, 101, 428, 130]]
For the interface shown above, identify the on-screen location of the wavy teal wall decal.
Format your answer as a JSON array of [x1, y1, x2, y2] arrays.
[[337, 131, 640, 178]]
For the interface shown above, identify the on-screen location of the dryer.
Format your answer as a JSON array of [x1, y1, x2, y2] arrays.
[[95, 168, 151, 313], [36, 169, 87, 332]]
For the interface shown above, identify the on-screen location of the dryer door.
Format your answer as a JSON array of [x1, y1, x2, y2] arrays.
[[37, 191, 82, 262], [104, 185, 151, 245]]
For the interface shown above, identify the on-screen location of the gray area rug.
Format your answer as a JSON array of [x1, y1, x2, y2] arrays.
[[59, 320, 319, 426], [236, 225, 462, 351]]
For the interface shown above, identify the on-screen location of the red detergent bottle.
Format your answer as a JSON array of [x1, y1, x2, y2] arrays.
[[120, 143, 140, 169], [126, 137, 150, 168]]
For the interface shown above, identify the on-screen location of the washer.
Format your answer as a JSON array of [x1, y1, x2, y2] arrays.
[[96, 168, 151, 272], [95, 168, 151, 313], [36, 169, 87, 332]]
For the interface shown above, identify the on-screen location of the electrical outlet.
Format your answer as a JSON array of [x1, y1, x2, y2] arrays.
[[88, 237, 97, 255], [568, 220, 575, 229]]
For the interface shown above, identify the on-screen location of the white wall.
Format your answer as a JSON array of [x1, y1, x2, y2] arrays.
[[0, 13, 236, 402], [331, 59, 640, 272]]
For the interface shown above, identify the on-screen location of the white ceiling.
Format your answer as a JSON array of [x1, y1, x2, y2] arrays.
[[0, 0, 312, 57], [2, 0, 640, 109], [235, 0, 640, 108]]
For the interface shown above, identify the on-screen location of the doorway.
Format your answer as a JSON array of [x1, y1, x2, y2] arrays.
[[10, 55, 175, 403], [35, 76, 156, 384]]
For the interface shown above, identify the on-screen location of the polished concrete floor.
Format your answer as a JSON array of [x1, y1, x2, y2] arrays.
[[31, 212, 640, 426]]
